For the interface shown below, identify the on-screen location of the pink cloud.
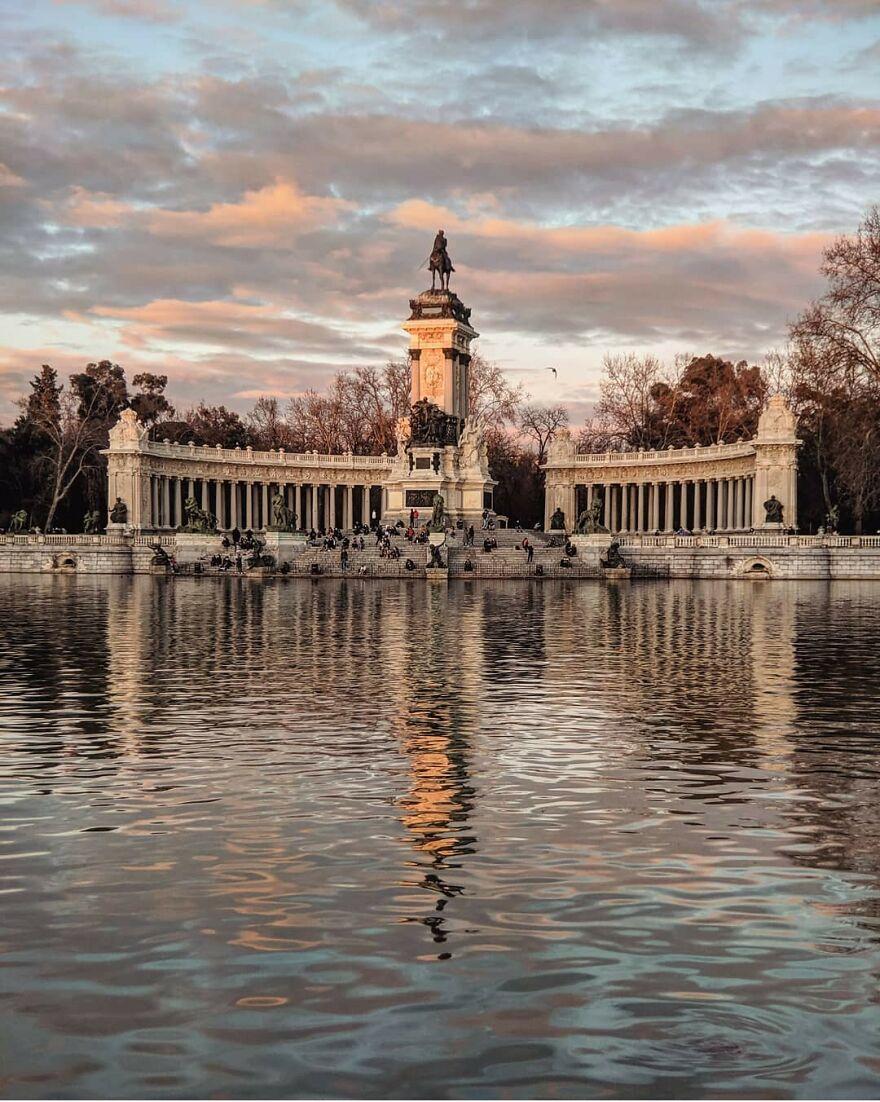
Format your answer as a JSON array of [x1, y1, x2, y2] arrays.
[[0, 164, 25, 189], [147, 179, 353, 247], [59, 187, 132, 228], [55, 179, 353, 246], [389, 200, 830, 272]]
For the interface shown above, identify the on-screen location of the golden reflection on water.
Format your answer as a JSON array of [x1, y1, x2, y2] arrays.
[[2, 575, 880, 1098]]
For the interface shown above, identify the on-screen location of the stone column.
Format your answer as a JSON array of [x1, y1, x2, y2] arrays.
[[260, 483, 268, 530], [745, 477, 753, 530], [706, 480, 715, 530], [174, 478, 183, 528], [150, 476, 158, 529], [311, 484, 319, 530], [200, 479, 208, 512], [361, 485, 370, 528], [602, 484, 611, 529], [620, 483, 630, 532], [344, 485, 353, 530], [664, 482, 674, 532], [680, 482, 689, 531], [609, 485, 618, 532], [294, 485, 302, 529], [244, 482, 253, 529], [693, 480, 702, 531], [161, 476, 170, 529], [740, 477, 748, 529], [229, 481, 238, 528]]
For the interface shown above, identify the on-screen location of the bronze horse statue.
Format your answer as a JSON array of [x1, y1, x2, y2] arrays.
[[429, 230, 454, 292]]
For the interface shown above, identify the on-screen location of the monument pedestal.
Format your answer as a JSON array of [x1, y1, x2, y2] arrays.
[[383, 441, 496, 528]]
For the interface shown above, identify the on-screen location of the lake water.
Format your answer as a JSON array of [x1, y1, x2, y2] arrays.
[[2, 575, 880, 1099]]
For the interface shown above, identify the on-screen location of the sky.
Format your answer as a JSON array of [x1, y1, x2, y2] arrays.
[[1, 0, 879, 426]]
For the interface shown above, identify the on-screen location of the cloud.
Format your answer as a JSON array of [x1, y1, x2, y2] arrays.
[[147, 179, 354, 247], [337, 0, 742, 48], [54, 0, 180, 22], [0, 164, 26, 189], [88, 297, 394, 357], [59, 187, 131, 228], [58, 178, 353, 247]]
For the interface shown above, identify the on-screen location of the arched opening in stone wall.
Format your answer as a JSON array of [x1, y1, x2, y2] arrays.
[[737, 556, 774, 579]]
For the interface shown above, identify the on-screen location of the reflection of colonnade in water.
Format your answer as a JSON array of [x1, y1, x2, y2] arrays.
[[539, 581, 799, 765], [105, 577, 403, 738]]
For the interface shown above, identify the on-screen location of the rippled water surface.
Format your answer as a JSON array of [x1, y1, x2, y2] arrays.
[[3, 576, 880, 1099]]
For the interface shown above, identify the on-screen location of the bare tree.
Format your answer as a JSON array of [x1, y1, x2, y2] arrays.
[[579, 353, 676, 452], [282, 363, 411, 455], [791, 205, 880, 386], [829, 385, 880, 533], [247, 396, 294, 450], [519, 404, 569, 465], [28, 385, 106, 531], [468, 352, 525, 428]]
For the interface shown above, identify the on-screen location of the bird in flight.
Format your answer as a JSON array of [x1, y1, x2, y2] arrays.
[[547, 367, 558, 379]]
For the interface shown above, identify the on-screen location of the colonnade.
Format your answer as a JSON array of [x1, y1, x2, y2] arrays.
[[146, 476, 382, 532], [575, 475, 757, 533]]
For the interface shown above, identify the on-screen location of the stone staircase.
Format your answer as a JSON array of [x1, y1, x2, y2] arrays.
[[175, 526, 605, 580], [287, 529, 600, 580], [448, 544, 600, 579], [289, 536, 428, 578]]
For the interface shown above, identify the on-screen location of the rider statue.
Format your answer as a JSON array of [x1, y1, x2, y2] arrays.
[[429, 230, 454, 291]]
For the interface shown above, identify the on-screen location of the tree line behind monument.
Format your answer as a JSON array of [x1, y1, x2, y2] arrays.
[[2, 206, 879, 535]]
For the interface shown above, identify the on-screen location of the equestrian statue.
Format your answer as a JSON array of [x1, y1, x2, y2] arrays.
[[428, 229, 454, 292]]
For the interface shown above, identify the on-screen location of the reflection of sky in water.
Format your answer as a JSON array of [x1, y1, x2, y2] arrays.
[[2, 577, 880, 1098]]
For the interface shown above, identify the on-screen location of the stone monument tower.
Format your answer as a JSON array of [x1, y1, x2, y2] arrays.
[[382, 234, 496, 526]]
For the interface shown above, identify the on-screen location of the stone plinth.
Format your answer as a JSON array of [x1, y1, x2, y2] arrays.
[[175, 533, 223, 565], [262, 530, 306, 567], [601, 566, 632, 581]]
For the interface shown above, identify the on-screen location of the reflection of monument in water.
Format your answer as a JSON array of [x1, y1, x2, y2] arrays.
[[385, 584, 485, 952]]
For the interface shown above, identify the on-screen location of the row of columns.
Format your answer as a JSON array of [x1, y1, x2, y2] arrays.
[[146, 476, 382, 532], [576, 476, 756, 533]]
